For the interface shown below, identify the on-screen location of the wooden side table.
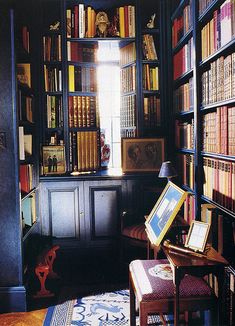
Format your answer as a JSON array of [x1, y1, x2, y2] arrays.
[[162, 245, 229, 326]]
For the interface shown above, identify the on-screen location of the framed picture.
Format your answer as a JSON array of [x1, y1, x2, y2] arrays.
[[42, 145, 66, 175], [145, 181, 187, 246], [122, 138, 165, 173], [185, 221, 210, 253]]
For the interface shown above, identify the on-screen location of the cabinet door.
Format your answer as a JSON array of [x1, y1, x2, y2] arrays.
[[39, 181, 85, 241], [84, 180, 124, 248]]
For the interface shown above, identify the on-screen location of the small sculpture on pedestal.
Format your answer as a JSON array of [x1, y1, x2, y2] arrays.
[[95, 12, 110, 37], [146, 13, 156, 29]]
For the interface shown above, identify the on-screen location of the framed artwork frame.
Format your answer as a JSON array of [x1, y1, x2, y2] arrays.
[[185, 220, 210, 253], [122, 138, 165, 173], [145, 181, 187, 246], [42, 145, 66, 175]]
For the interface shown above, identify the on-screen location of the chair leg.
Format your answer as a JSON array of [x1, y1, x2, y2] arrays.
[[139, 303, 148, 326], [129, 277, 136, 326]]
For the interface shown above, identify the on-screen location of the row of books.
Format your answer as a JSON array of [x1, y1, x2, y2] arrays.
[[67, 42, 97, 62], [66, 4, 135, 39], [173, 77, 193, 113], [43, 34, 62, 62], [178, 153, 194, 191], [120, 94, 136, 129], [21, 192, 37, 227], [68, 95, 98, 128], [201, 0, 235, 60], [175, 119, 194, 149], [121, 65, 136, 93], [44, 65, 62, 92], [68, 65, 97, 92], [120, 127, 136, 138], [201, 53, 235, 106], [120, 42, 136, 66], [143, 96, 161, 128], [202, 106, 235, 156], [203, 157, 235, 211], [201, 203, 224, 254], [69, 131, 100, 172], [172, 0, 192, 48], [20, 164, 33, 194], [19, 126, 33, 161], [18, 90, 33, 123], [46, 95, 63, 128], [199, 0, 216, 15], [143, 65, 159, 91], [224, 266, 235, 325], [173, 38, 193, 80], [142, 34, 158, 60]]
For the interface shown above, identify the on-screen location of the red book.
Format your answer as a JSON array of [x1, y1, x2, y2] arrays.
[[124, 6, 129, 37], [20, 165, 30, 193], [74, 5, 79, 38]]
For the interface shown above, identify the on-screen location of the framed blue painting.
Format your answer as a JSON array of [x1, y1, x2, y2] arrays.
[[145, 181, 187, 246]]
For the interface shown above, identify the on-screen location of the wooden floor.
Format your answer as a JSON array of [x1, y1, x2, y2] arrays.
[[0, 309, 47, 326]]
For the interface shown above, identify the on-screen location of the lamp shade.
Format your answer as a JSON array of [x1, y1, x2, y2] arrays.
[[158, 161, 177, 179]]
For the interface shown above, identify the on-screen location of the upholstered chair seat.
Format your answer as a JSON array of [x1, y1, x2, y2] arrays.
[[129, 259, 217, 326]]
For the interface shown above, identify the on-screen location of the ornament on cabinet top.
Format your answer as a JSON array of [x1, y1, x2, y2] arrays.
[[146, 13, 156, 29], [95, 11, 110, 37]]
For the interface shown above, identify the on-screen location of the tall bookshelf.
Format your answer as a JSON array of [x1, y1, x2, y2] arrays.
[[39, 0, 167, 175], [171, 1, 235, 323]]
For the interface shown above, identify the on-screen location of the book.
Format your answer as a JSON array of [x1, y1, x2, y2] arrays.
[[19, 126, 25, 160], [17, 63, 31, 87], [68, 65, 75, 92], [23, 134, 32, 157]]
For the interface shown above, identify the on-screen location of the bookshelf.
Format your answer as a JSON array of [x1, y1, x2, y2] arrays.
[[171, 1, 235, 322], [39, 0, 166, 175]]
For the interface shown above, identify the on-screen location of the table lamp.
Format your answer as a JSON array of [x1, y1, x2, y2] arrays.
[[158, 161, 177, 182]]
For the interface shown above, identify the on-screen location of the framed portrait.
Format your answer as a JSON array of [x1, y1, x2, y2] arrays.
[[185, 220, 210, 253], [122, 138, 165, 173], [145, 181, 187, 246], [42, 145, 66, 175]]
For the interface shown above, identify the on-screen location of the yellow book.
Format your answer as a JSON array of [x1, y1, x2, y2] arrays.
[[119, 7, 125, 38], [68, 65, 75, 92], [86, 6, 92, 38], [77, 132, 81, 171], [93, 131, 98, 170]]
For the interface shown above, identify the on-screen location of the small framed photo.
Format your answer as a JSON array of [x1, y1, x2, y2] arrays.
[[185, 220, 210, 253], [122, 138, 165, 173], [145, 181, 187, 246], [42, 145, 66, 175]]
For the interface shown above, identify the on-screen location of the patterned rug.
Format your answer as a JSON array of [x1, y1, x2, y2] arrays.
[[43, 289, 173, 326]]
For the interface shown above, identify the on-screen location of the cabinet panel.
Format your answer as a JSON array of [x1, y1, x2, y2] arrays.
[[50, 189, 78, 238], [91, 187, 121, 239], [40, 181, 85, 241]]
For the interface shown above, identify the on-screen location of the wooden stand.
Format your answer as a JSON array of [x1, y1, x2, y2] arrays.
[[33, 245, 60, 298]]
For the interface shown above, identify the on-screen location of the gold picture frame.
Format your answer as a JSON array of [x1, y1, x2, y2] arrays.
[[42, 145, 66, 175], [122, 138, 165, 173], [145, 181, 187, 246], [185, 220, 210, 253]]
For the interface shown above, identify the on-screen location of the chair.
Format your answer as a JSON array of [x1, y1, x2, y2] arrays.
[[120, 211, 148, 264], [129, 259, 217, 326]]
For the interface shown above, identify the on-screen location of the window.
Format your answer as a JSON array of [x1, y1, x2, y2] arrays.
[[97, 41, 121, 168]]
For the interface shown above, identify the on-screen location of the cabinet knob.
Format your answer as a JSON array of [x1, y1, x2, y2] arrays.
[[80, 212, 84, 216]]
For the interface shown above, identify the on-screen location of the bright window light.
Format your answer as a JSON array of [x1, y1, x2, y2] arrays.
[[97, 42, 121, 168]]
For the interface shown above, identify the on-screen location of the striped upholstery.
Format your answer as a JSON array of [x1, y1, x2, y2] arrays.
[[130, 259, 214, 301], [122, 223, 147, 241]]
